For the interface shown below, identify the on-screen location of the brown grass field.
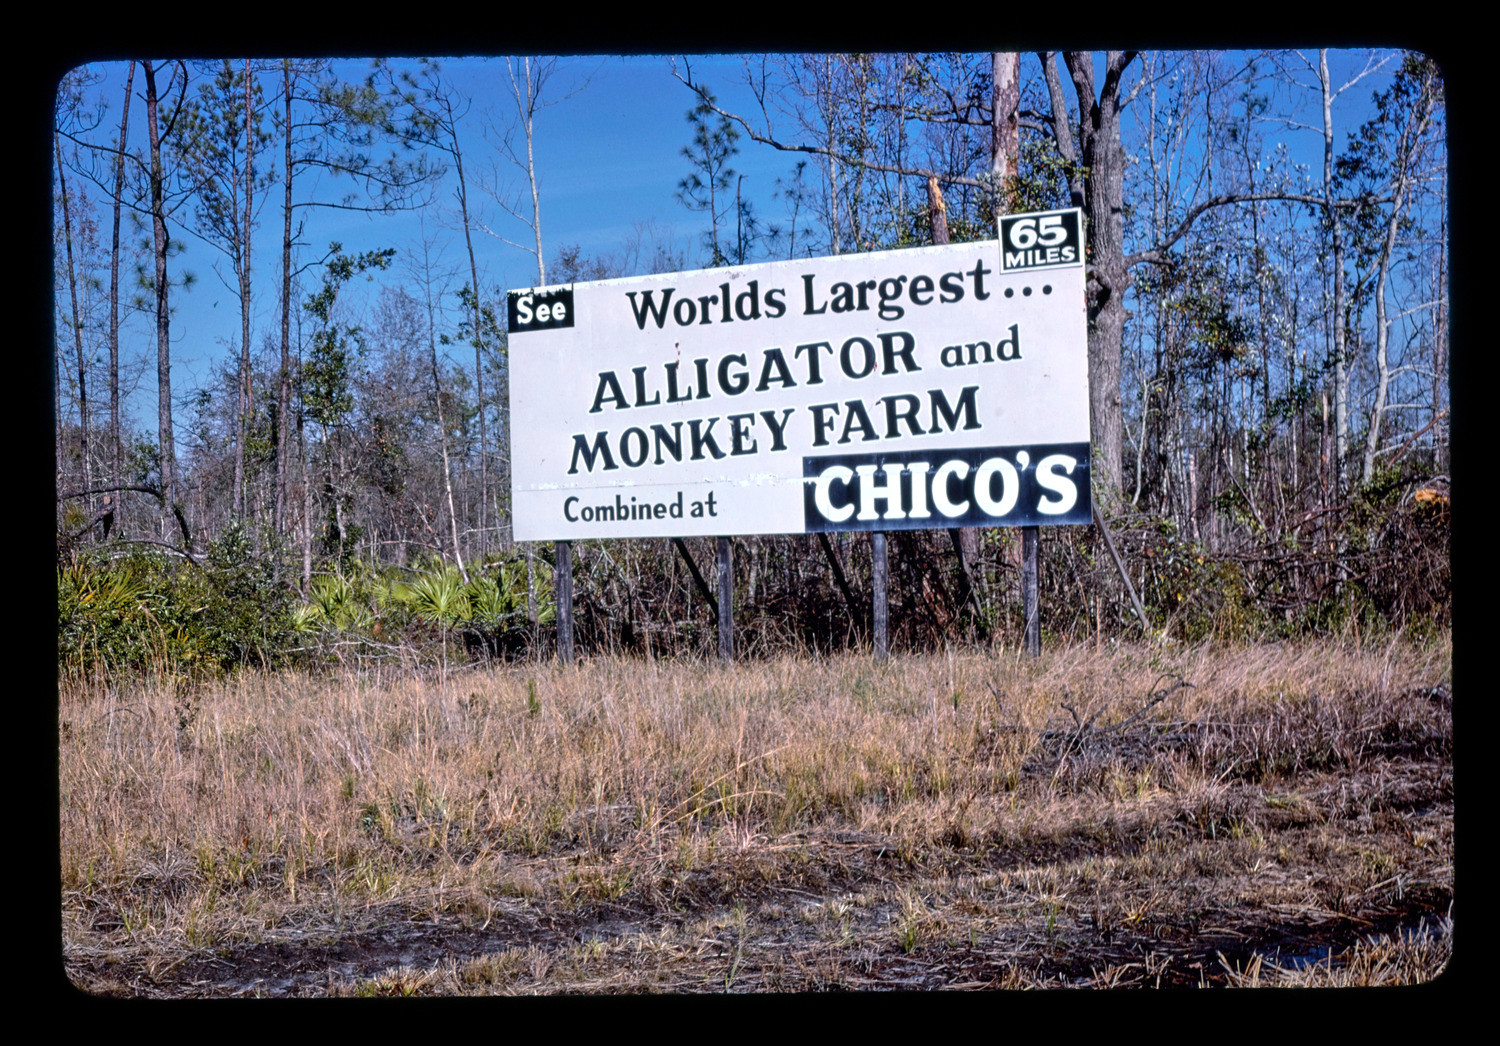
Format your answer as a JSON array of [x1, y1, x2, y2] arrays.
[[59, 634, 1452, 994]]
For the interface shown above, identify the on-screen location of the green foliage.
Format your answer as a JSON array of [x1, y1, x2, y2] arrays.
[[316, 508, 364, 573], [200, 521, 297, 665], [307, 574, 370, 632], [450, 284, 503, 353], [397, 556, 555, 649], [403, 565, 470, 629], [294, 559, 409, 646], [1334, 51, 1442, 258], [465, 555, 553, 629], [464, 575, 509, 628], [677, 90, 742, 267], [57, 557, 154, 673], [303, 244, 396, 429], [997, 133, 1076, 218], [280, 547, 555, 666], [175, 59, 275, 254], [1133, 520, 1258, 642], [58, 522, 296, 677]]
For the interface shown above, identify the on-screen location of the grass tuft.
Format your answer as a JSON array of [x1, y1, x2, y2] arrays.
[[61, 633, 1451, 995]]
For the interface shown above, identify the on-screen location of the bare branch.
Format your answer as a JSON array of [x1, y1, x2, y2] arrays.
[[1126, 190, 1391, 270], [670, 59, 988, 192]]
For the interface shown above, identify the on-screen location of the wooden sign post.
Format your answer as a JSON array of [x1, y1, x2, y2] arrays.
[[717, 536, 734, 660], [555, 540, 574, 662], [1021, 525, 1040, 657]]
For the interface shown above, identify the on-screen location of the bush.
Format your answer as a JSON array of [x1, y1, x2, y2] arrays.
[[57, 522, 297, 678]]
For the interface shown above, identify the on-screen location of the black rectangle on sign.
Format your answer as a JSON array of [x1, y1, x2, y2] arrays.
[[999, 209, 1082, 272], [508, 287, 576, 333], [802, 442, 1091, 532]]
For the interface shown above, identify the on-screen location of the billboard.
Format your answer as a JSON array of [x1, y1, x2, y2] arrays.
[[508, 208, 1090, 541]]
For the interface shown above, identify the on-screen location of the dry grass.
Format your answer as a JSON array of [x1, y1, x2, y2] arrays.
[[59, 633, 1452, 994], [1216, 912, 1453, 986]]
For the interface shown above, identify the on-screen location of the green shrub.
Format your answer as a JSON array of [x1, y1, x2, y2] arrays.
[[57, 522, 296, 677]]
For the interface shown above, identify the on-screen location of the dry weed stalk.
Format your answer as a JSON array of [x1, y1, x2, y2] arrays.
[[59, 632, 1451, 994]]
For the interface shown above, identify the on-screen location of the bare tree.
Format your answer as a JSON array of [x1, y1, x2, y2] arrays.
[[1352, 55, 1442, 484], [175, 59, 273, 521], [408, 228, 468, 582], [480, 56, 594, 285], [480, 56, 594, 620], [54, 84, 94, 494], [1258, 49, 1393, 498], [379, 59, 504, 554], [142, 60, 190, 530], [108, 62, 135, 496], [272, 58, 441, 539]]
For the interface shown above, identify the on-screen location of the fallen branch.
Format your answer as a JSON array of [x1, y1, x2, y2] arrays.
[[1033, 673, 1196, 769]]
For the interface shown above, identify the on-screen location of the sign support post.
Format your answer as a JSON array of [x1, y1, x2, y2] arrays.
[[1021, 526, 1040, 657], [1092, 503, 1152, 637], [717, 537, 734, 661], [672, 537, 719, 620], [872, 531, 889, 661], [555, 540, 574, 662]]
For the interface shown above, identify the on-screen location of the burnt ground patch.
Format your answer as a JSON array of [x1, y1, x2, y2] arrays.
[[66, 749, 1452, 995]]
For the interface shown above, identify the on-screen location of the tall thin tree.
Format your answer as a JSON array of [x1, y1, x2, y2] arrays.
[[384, 59, 495, 555], [109, 61, 135, 496], [176, 59, 272, 521], [272, 58, 440, 542], [142, 59, 190, 530]]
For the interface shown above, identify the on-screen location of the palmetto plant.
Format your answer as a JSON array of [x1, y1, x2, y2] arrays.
[[289, 603, 323, 635], [496, 554, 557, 627], [401, 565, 471, 673], [295, 558, 422, 640], [464, 575, 510, 629], [310, 574, 355, 626], [231, 549, 558, 670], [60, 560, 149, 621], [298, 573, 374, 633], [463, 556, 544, 629], [57, 560, 156, 673]]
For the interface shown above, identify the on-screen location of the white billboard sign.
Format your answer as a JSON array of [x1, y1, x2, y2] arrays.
[[508, 207, 1091, 541]]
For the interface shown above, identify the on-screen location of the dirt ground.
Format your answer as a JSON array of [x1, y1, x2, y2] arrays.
[[64, 748, 1452, 994], [60, 643, 1453, 994]]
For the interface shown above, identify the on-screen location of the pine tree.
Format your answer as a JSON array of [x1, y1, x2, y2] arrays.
[[676, 91, 740, 267]]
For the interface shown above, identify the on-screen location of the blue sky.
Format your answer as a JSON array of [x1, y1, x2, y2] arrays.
[[60, 54, 807, 427], [56, 49, 1409, 436]]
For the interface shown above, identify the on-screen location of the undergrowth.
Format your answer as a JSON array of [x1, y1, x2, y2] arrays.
[[57, 483, 1449, 678]]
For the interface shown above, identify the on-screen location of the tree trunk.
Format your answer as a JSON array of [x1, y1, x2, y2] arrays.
[[235, 58, 256, 521], [717, 536, 734, 660], [1064, 51, 1135, 513], [519, 57, 546, 285], [420, 243, 468, 583], [992, 52, 1020, 207], [109, 61, 133, 501], [55, 131, 90, 495], [1320, 51, 1351, 499], [449, 109, 486, 558], [1432, 166, 1448, 473], [517, 56, 547, 622], [300, 413, 312, 594], [1362, 61, 1437, 485], [144, 61, 178, 524], [276, 59, 294, 536]]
